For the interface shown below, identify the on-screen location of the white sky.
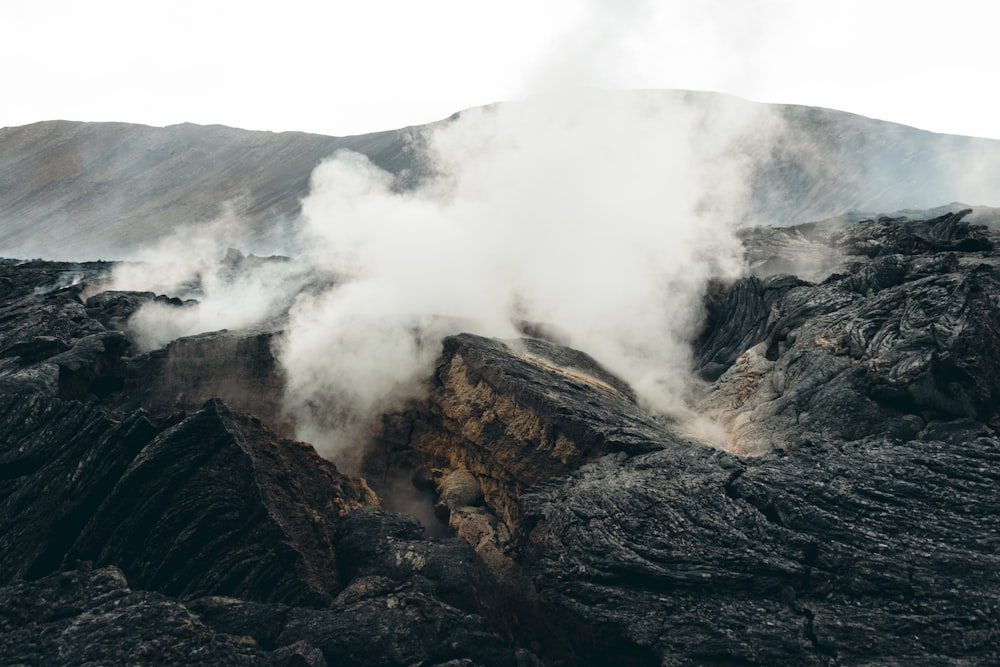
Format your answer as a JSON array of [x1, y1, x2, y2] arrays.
[[3, 0, 999, 139]]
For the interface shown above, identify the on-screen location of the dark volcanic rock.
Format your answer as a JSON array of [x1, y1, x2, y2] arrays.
[[519, 434, 1000, 666], [700, 209, 1000, 453], [0, 392, 158, 583], [366, 213, 1000, 664], [125, 327, 290, 434], [334, 506, 499, 616], [0, 260, 290, 425], [67, 398, 376, 605], [839, 209, 993, 257], [0, 256, 529, 665], [0, 259, 110, 300], [278, 593, 516, 667], [696, 274, 808, 381], [0, 392, 375, 605], [275, 507, 518, 667], [0, 567, 273, 666], [0, 563, 511, 667], [0, 261, 130, 400], [5, 211, 1000, 665], [84, 289, 168, 329], [187, 507, 521, 667], [370, 334, 693, 662]]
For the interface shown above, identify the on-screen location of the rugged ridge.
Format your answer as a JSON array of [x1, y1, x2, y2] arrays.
[[0, 568, 275, 666], [2, 210, 1000, 664], [699, 209, 1000, 454], [125, 327, 290, 435], [373, 334, 669, 533], [0, 120, 420, 259], [0, 391, 377, 605], [518, 433, 1000, 665], [0, 260, 522, 664]]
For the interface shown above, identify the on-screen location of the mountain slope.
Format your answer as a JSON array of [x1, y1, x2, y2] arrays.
[[0, 120, 418, 259], [3, 91, 1000, 260]]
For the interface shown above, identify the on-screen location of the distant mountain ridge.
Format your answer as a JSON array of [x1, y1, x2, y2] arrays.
[[3, 91, 1000, 260], [0, 120, 419, 259]]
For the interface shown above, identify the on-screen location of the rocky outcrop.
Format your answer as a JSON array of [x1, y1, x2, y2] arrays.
[[0, 259, 291, 427], [186, 508, 521, 667], [0, 386, 524, 664], [4, 210, 1000, 665], [0, 567, 275, 666], [372, 334, 668, 534], [84, 289, 186, 331], [0, 261, 128, 401], [363, 209, 1000, 664], [698, 209, 1000, 454], [125, 327, 290, 435], [0, 557, 519, 667], [0, 392, 375, 605], [0, 259, 524, 665]]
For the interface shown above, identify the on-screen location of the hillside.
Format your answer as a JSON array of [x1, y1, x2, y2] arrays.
[[3, 91, 1000, 260], [0, 120, 418, 259]]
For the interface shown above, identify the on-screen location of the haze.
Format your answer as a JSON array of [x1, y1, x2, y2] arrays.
[[3, 0, 999, 140]]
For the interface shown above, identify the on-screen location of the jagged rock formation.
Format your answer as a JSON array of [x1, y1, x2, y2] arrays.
[[699, 210, 1000, 454], [519, 433, 999, 665], [2, 210, 1000, 665], [372, 335, 666, 533], [0, 392, 377, 604], [0, 568, 275, 666], [367, 210, 1000, 664], [0, 261, 128, 400], [0, 261, 520, 664], [125, 327, 290, 435]]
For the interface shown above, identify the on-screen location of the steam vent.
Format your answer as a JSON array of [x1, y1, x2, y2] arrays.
[[3, 102, 1000, 665]]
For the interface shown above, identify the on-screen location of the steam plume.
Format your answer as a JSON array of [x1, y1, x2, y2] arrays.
[[279, 90, 783, 462], [96, 207, 318, 352]]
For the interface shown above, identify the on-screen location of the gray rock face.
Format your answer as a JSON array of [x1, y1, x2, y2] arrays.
[[698, 210, 1000, 454], [519, 435, 1000, 665], [0, 567, 274, 666], [125, 327, 290, 435], [0, 392, 375, 604]]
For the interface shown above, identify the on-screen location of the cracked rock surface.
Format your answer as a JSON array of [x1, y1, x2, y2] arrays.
[[3, 210, 1000, 665]]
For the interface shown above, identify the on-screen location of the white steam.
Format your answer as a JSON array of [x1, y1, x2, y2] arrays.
[[280, 91, 783, 461], [97, 206, 319, 351]]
